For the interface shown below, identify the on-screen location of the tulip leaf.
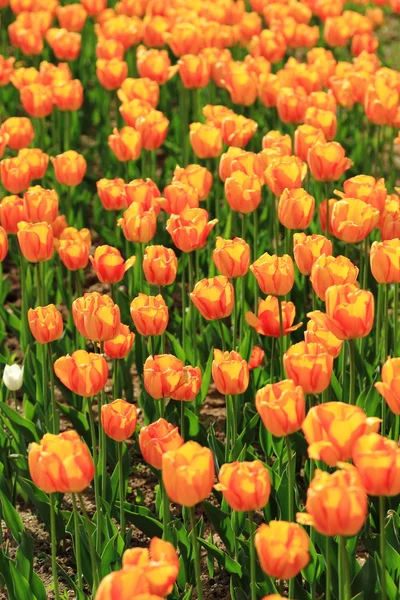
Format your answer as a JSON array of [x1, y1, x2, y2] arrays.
[[199, 537, 242, 576], [203, 501, 235, 556], [9, 562, 35, 600], [123, 505, 163, 538], [56, 402, 90, 444], [0, 490, 24, 543], [165, 331, 186, 362], [17, 478, 65, 539], [0, 403, 39, 443], [352, 556, 379, 598], [199, 347, 213, 404], [374, 552, 398, 600]]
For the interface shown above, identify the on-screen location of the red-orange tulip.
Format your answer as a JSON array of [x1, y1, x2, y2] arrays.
[[53, 79, 84, 111], [56, 4, 87, 32], [284, 341, 333, 394], [1, 117, 34, 150], [255, 521, 310, 580], [28, 304, 63, 344], [130, 294, 168, 337], [90, 245, 136, 284], [108, 127, 142, 162], [246, 296, 302, 338], [0, 226, 8, 262], [46, 28, 81, 61], [135, 110, 169, 151], [0, 195, 26, 234], [215, 460, 271, 512], [191, 276, 234, 321], [96, 58, 128, 91], [54, 350, 108, 397], [161, 182, 199, 215], [56, 239, 89, 271], [1, 157, 31, 194], [97, 178, 128, 211], [248, 345, 265, 370], [139, 418, 184, 470], [23, 186, 58, 224], [51, 151, 87, 187], [20, 83, 54, 118], [118, 204, 157, 244]]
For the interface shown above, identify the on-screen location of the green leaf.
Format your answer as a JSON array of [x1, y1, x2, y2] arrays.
[[0, 489, 24, 542], [0, 403, 39, 443], [203, 501, 235, 555], [374, 552, 398, 600], [199, 537, 242, 576], [352, 556, 379, 599], [199, 348, 213, 404], [165, 331, 186, 362], [123, 505, 163, 538]]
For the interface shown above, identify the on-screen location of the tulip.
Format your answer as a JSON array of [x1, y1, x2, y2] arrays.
[[191, 276, 234, 321], [284, 341, 333, 394], [352, 433, 400, 496], [0, 157, 31, 194], [52, 79, 84, 111], [265, 156, 307, 197], [20, 83, 54, 119], [72, 292, 121, 342], [212, 349, 249, 396], [223, 63, 258, 107], [246, 296, 302, 338], [305, 319, 343, 359], [1, 117, 34, 150], [51, 151, 87, 187], [166, 208, 217, 253], [143, 245, 178, 287], [255, 521, 310, 580], [380, 195, 400, 241], [170, 366, 202, 402], [308, 284, 374, 340], [250, 29, 287, 63], [248, 346, 265, 370], [125, 178, 162, 213], [213, 237, 250, 278], [262, 131, 292, 156], [118, 204, 157, 244], [117, 77, 160, 109], [101, 399, 137, 442], [310, 254, 359, 301], [258, 73, 281, 108], [276, 87, 309, 124], [119, 98, 152, 128], [178, 54, 210, 89], [56, 239, 89, 271], [221, 115, 258, 148], [108, 127, 142, 162], [302, 402, 380, 466], [2, 364, 24, 391], [256, 380, 305, 437], [278, 188, 315, 230], [215, 461, 271, 512], [341, 175, 387, 213], [0, 56, 15, 87], [0, 226, 8, 262], [370, 239, 400, 284], [96, 39, 125, 60], [203, 105, 237, 128], [229, 152, 265, 180], [143, 354, 184, 399], [54, 350, 108, 397], [172, 165, 212, 201], [135, 110, 169, 151], [130, 294, 169, 337], [142, 15, 170, 48], [136, 46, 173, 85], [308, 141, 353, 182], [225, 171, 262, 214], [94, 568, 151, 600], [17, 221, 54, 263], [46, 28, 81, 61], [297, 465, 367, 536], [56, 4, 87, 32], [250, 253, 294, 296], [293, 233, 332, 276], [308, 91, 337, 112], [28, 430, 94, 493], [38, 61, 71, 86], [165, 22, 201, 57], [18, 149, 49, 180], [365, 82, 399, 126], [162, 441, 215, 507], [23, 186, 58, 224], [331, 199, 380, 244], [139, 418, 184, 470], [304, 107, 337, 141], [162, 182, 199, 215], [0, 195, 26, 234], [0, 132, 7, 159], [189, 123, 223, 159], [104, 324, 135, 360], [90, 245, 136, 284], [375, 357, 400, 415], [28, 305, 63, 344], [96, 58, 128, 91], [97, 178, 128, 211]]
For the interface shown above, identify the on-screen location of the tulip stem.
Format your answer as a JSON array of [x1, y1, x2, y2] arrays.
[[285, 436, 294, 521], [348, 339, 355, 406], [47, 342, 58, 434], [339, 536, 351, 600], [87, 400, 101, 552], [180, 83, 189, 166], [78, 493, 100, 592], [253, 210, 259, 312], [181, 401, 186, 441], [325, 536, 332, 600], [189, 507, 204, 600], [188, 252, 198, 365], [49, 494, 60, 600], [383, 284, 389, 364], [270, 337, 275, 383], [379, 496, 387, 600], [277, 296, 284, 379], [218, 319, 226, 353], [394, 284, 399, 355], [162, 479, 170, 540], [325, 182, 330, 240], [18, 247, 29, 352], [182, 258, 187, 352], [71, 493, 83, 593], [118, 442, 125, 541], [248, 511, 257, 600], [232, 278, 237, 351], [113, 358, 119, 399]]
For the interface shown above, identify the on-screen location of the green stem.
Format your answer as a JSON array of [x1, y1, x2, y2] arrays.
[[348, 339, 355, 405], [162, 479, 170, 540], [182, 257, 187, 352], [77, 493, 100, 592], [232, 278, 237, 351], [47, 343, 58, 434], [376, 284, 383, 357], [277, 296, 284, 379], [253, 209, 259, 311], [188, 252, 198, 365], [36, 262, 45, 306], [72, 494, 83, 593], [270, 337, 275, 383], [383, 284, 389, 363], [113, 358, 119, 399], [180, 84, 189, 166], [87, 400, 101, 553], [18, 247, 29, 352], [41, 343, 49, 431], [118, 443, 125, 540], [189, 507, 204, 600], [248, 511, 257, 600], [379, 496, 387, 600], [339, 536, 351, 600], [218, 319, 226, 352], [325, 536, 332, 600], [181, 401, 186, 441], [285, 436, 295, 597], [394, 283, 399, 355], [49, 494, 60, 600]]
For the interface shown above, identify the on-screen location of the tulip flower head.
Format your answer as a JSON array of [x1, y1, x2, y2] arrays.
[[213, 237, 250, 278], [215, 460, 271, 512], [28, 304, 63, 344], [310, 254, 359, 301], [293, 233, 332, 276], [90, 245, 136, 284], [255, 521, 310, 580], [54, 350, 108, 397], [191, 276, 234, 321], [284, 341, 333, 394], [130, 294, 169, 337], [375, 357, 400, 415], [212, 349, 249, 396], [139, 418, 184, 470], [101, 399, 138, 442], [73, 292, 121, 342], [166, 208, 217, 253], [370, 239, 400, 284], [250, 252, 295, 296], [352, 433, 400, 497], [103, 324, 135, 360], [256, 379, 305, 437], [3, 364, 24, 391], [246, 296, 302, 338], [143, 245, 178, 287]]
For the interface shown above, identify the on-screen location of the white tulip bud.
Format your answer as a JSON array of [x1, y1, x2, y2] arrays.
[[3, 364, 24, 391]]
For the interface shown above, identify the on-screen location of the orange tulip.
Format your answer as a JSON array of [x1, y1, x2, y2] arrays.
[[255, 521, 309, 580], [0, 226, 8, 262], [250, 29, 287, 63], [119, 98, 153, 127], [103, 322, 134, 359], [212, 349, 249, 396], [276, 86, 309, 124], [178, 54, 210, 90], [101, 399, 137, 442], [20, 83, 53, 119], [213, 236, 250, 278], [58, 227, 91, 249], [23, 186, 58, 224], [223, 63, 258, 107], [302, 402, 380, 466], [224, 171, 262, 214], [51, 151, 87, 187], [0, 157, 31, 194], [293, 233, 332, 276], [375, 357, 400, 415], [265, 156, 307, 197], [52, 79, 83, 111], [166, 208, 217, 253], [162, 441, 215, 507], [28, 304, 63, 344], [81, 0, 107, 16], [97, 178, 128, 211], [96, 39, 125, 60], [284, 341, 333, 394], [308, 141, 353, 182], [310, 254, 359, 301], [135, 110, 169, 151], [1, 117, 34, 150], [172, 165, 212, 201], [278, 188, 314, 230], [215, 460, 271, 512], [161, 182, 199, 215], [248, 345, 265, 370], [118, 204, 157, 243], [11, 24, 43, 57], [324, 16, 350, 47], [353, 433, 400, 496], [331, 199, 380, 244], [262, 130, 292, 156], [228, 151, 265, 180], [108, 127, 142, 162], [246, 296, 302, 338], [142, 15, 170, 48], [139, 418, 184, 470], [297, 465, 367, 536], [304, 319, 343, 359], [191, 276, 234, 321], [308, 284, 374, 340], [256, 379, 305, 437], [56, 239, 89, 271], [0, 195, 26, 234], [72, 292, 121, 342], [294, 124, 326, 163], [51, 215, 68, 238], [28, 431, 94, 493], [380, 194, 400, 241], [18, 149, 49, 180], [143, 245, 178, 287], [38, 61, 71, 86], [250, 253, 294, 296], [130, 294, 168, 337], [54, 350, 108, 397], [56, 4, 87, 32], [365, 82, 399, 126], [117, 77, 159, 109], [370, 239, 400, 284], [125, 178, 162, 213], [96, 58, 128, 90], [165, 22, 201, 57], [17, 221, 53, 262], [258, 72, 281, 108], [190, 123, 223, 159], [137, 46, 173, 85], [0, 132, 7, 160], [0, 56, 15, 87], [143, 354, 184, 399], [341, 175, 387, 213], [221, 115, 258, 149], [93, 567, 150, 600], [304, 107, 337, 141], [90, 245, 136, 284], [170, 366, 202, 402]]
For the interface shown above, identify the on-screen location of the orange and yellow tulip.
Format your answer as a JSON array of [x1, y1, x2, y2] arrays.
[[46, 28, 81, 61], [56, 4, 87, 32], [304, 319, 343, 359], [212, 349, 249, 396], [191, 276, 234, 321], [118, 204, 157, 244], [341, 175, 387, 213], [256, 379, 305, 437], [52, 79, 84, 111], [143, 245, 178, 287], [221, 115, 258, 148], [375, 357, 400, 415], [0, 195, 26, 234], [28, 304, 63, 344], [135, 110, 169, 151], [215, 461, 271, 512], [103, 323, 135, 360], [310, 254, 359, 301], [331, 199, 380, 244], [162, 182, 199, 215], [101, 399, 137, 442], [278, 188, 315, 230], [225, 171, 262, 214], [1, 157, 31, 194], [166, 208, 217, 253], [190, 123, 223, 159], [90, 245, 136, 284], [130, 294, 168, 337], [20, 83, 54, 119], [56, 239, 89, 271], [352, 433, 400, 496], [283, 341, 333, 394], [143, 354, 184, 399], [172, 165, 212, 201], [18, 149, 49, 180], [370, 239, 400, 284], [23, 186, 58, 224], [0, 226, 8, 262], [54, 350, 108, 397], [51, 151, 87, 187], [265, 155, 307, 196], [97, 178, 128, 211], [17, 221, 54, 262], [96, 58, 128, 91], [213, 237, 250, 278], [1, 117, 34, 150], [72, 292, 121, 342], [246, 296, 302, 338], [108, 127, 142, 162], [178, 54, 210, 89], [304, 107, 337, 141], [255, 521, 309, 580], [250, 253, 294, 296], [308, 142, 353, 182], [139, 418, 184, 470], [293, 233, 332, 276]]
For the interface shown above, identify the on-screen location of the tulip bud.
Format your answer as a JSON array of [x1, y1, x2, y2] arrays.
[[215, 460, 271, 511], [104, 324, 135, 360], [250, 252, 294, 296], [139, 418, 184, 470], [212, 350, 249, 396], [255, 521, 310, 580], [352, 433, 400, 497], [191, 276, 234, 321], [17, 221, 54, 263], [143, 245, 178, 287], [213, 236, 250, 278], [284, 341, 333, 394], [101, 399, 137, 442], [51, 151, 87, 187], [28, 305, 63, 344], [54, 350, 108, 397], [310, 254, 358, 301], [256, 379, 305, 437], [130, 294, 169, 337], [3, 364, 24, 391]]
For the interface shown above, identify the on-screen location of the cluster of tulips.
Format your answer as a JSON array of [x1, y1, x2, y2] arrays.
[[1, 0, 400, 599]]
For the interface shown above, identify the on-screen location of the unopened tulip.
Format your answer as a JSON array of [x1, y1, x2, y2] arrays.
[[0, 195, 26, 234], [54, 350, 108, 397], [52, 79, 84, 111], [302, 402, 380, 466], [247, 296, 302, 338], [278, 188, 315, 230], [23, 186, 58, 224], [51, 151, 87, 187], [135, 110, 169, 151], [56, 4, 87, 32], [56, 239, 89, 271], [191, 276, 234, 321], [29, 431, 94, 493], [256, 380, 305, 437], [1, 157, 31, 194], [265, 156, 307, 197], [104, 324, 135, 360], [166, 208, 217, 253], [96, 58, 128, 91], [20, 83, 54, 119], [255, 521, 309, 580], [212, 350, 249, 396], [90, 245, 136, 284], [2, 364, 24, 391], [352, 433, 400, 496], [294, 124, 327, 163], [331, 199, 380, 244], [341, 175, 387, 213], [101, 399, 137, 442], [118, 204, 157, 244], [72, 292, 121, 342], [375, 357, 400, 415], [225, 171, 262, 214], [215, 461, 271, 511], [143, 354, 184, 399], [143, 245, 178, 287], [172, 165, 212, 201], [162, 441, 215, 507], [108, 127, 142, 162], [139, 418, 184, 470], [213, 237, 250, 278], [1, 117, 34, 150], [293, 234, 332, 276], [97, 178, 128, 211], [190, 123, 223, 159], [310, 254, 359, 301], [250, 253, 294, 296], [248, 346, 265, 370], [304, 107, 337, 141], [18, 149, 49, 180], [308, 142, 353, 182], [162, 182, 199, 215], [305, 319, 343, 359], [28, 304, 63, 344], [17, 221, 53, 262], [130, 294, 168, 337], [221, 115, 258, 148], [370, 239, 400, 284], [284, 341, 333, 394]]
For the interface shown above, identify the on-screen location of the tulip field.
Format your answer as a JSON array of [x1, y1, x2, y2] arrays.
[[1, 0, 400, 599]]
